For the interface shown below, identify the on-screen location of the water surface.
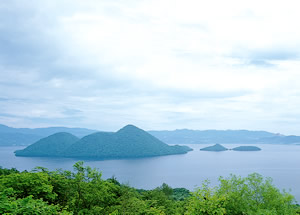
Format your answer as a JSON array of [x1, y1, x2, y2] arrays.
[[1, 144, 299, 202]]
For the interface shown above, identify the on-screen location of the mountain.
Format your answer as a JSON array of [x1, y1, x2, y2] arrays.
[[232, 146, 261, 151], [63, 125, 192, 158], [15, 125, 192, 159], [149, 129, 283, 145], [200, 144, 228, 152], [3, 123, 300, 146], [259, 135, 300, 144], [15, 132, 79, 157], [0, 124, 98, 146]]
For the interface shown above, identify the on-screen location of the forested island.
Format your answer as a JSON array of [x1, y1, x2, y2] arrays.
[[200, 144, 228, 151], [200, 144, 261, 152], [15, 125, 192, 159], [0, 162, 299, 214], [232, 146, 261, 151]]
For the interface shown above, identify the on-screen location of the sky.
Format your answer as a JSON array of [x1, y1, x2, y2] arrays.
[[1, 0, 300, 134]]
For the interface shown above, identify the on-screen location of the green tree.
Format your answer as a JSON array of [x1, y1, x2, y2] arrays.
[[0, 166, 19, 176], [0, 188, 71, 215], [0, 171, 56, 201], [217, 173, 296, 215], [185, 180, 226, 215]]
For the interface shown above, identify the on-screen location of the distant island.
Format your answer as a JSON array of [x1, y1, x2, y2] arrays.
[[231, 146, 261, 151], [15, 125, 192, 159], [200, 144, 261, 152], [200, 144, 228, 152]]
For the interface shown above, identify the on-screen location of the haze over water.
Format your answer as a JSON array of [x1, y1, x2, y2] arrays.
[[1, 143, 300, 202]]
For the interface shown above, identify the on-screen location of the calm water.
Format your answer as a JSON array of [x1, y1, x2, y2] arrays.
[[1, 144, 300, 202]]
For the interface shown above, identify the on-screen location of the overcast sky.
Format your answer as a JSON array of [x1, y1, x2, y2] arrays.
[[1, 0, 300, 134]]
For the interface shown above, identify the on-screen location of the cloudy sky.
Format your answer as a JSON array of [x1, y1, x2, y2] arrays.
[[1, 0, 300, 134]]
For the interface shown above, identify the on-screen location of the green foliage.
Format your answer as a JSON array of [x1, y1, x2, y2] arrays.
[[0, 188, 71, 215], [0, 164, 297, 215], [186, 181, 226, 215], [0, 166, 19, 176], [217, 173, 296, 215], [172, 188, 191, 201], [186, 173, 296, 215], [295, 204, 300, 214], [0, 171, 56, 201]]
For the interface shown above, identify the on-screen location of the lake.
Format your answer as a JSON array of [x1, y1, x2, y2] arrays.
[[1, 144, 300, 202]]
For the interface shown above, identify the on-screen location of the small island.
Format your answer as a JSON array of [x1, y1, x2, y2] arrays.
[[200, 144, 228, 152], [231, 146, 261, 151], [200, 144, 262, 152]]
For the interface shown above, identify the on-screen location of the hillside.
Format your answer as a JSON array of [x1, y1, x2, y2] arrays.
[[148, 129, 295, 145], [64, 125, 192, 158], [200, 144, 228, 152], [259, 135, 300, 144], [0, 124, 97, 146], [15, 132, 79, 157], [2, 123, 300, 146]]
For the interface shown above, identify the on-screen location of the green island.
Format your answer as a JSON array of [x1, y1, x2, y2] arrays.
[[200, 144, 228, 152], [15, 125, 192, 159], [200, 144, 262, 152], [0, 162, 299, 214], [232, 146, 262, 151]]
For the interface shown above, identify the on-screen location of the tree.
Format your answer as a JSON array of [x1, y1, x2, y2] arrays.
[[0, 171, 56, 201], [217, 173, 296, 215], [185, 180, 226, 215]]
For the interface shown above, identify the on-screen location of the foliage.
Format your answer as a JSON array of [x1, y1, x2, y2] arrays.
[[0, 188, 71, 215], [186, 174, 296, 215], [217, 173, 296, 215], [0, 166, 19, 176], [0, 164, 297, 215], [186, 181, 226, 215], [0, 171, 56, 201]]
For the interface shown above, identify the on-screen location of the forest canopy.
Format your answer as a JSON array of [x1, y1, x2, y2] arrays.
[[0, 163, 299, 215]]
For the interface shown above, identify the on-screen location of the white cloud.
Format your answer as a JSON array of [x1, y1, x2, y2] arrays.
[[1, 0, 300, 134]]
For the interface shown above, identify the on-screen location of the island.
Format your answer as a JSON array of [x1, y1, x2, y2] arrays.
[[231, 146, 261, 151], [15, 125, 192, 159], [200, 144, 228, 152]]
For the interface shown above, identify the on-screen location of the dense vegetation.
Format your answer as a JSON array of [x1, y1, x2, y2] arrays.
[[200, 144, 262, 152], [15, 125, 192, 159], [0, 163, 299, 214], [200, 144, 228, 152], [232, 146, 261, 151]]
